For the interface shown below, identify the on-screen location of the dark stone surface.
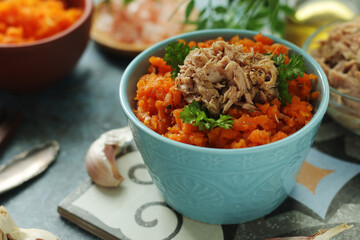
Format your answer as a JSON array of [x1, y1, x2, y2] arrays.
[[0, 41, 131, 239]]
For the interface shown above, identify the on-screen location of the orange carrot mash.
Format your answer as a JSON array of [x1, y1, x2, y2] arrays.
[[0, 0, 83, 44], [134, 33, 318, 148]]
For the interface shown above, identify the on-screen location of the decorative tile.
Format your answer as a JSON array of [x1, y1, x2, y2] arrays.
[[289, 148, 360, 219], [296, 161, 335, 194], [71, 151, 223, 240]]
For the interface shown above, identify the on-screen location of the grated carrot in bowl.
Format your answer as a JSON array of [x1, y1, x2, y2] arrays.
[[0, 0, 83, 44], [134, 34, 318, 149]]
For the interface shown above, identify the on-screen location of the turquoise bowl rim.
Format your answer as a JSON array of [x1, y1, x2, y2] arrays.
[[120, 29, 329, 154]]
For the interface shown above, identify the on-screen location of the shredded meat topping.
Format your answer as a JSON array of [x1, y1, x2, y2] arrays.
[[176, 41, 279, 115], [311, 17, 360, 114]]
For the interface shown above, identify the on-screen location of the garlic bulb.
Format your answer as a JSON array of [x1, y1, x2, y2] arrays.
[[85, 127, 133, 187], [0, 206, 59, 240]]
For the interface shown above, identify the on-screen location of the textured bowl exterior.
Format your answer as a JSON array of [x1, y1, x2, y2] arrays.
[[120, 29, 329, 224], [0, 0, 93, 93]]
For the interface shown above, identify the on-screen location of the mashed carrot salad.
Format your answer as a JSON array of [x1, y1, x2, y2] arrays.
[[0, 0, 83, 44], [134, 33, 318, 148]]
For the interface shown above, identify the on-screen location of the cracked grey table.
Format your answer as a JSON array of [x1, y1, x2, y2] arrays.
[[1, 40, 360, 240]]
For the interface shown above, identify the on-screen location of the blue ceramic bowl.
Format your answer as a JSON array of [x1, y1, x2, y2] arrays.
[[119, 29, 329, 224]]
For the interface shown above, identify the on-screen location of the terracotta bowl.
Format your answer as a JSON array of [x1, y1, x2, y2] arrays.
[[0, 0, 93, 93]]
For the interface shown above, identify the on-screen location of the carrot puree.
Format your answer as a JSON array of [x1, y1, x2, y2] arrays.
[[134, 33, 318, 148], [0, 0, 83, 44]]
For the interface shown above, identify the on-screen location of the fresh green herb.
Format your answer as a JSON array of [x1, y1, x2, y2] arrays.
[[179, 101, 234, 130], [184, 0, 294, 37], [164, 42, 196, 79], [123, 0, 134, 5], [272, 53, 306, 105], [103, 0, 133, 5]]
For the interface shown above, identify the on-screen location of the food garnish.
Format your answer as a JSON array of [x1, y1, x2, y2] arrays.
[[176, 40, 279, 115], [272, 53, 306, 105], [123, 0, 134, 4], [164, 41, 196, 80], [179, 101, 233, 131], [167, 41, 306, 111]]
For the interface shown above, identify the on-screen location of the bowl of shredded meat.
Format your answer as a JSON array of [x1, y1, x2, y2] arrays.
[[304, 17, 360, 135], [120, 29, 329, 224]]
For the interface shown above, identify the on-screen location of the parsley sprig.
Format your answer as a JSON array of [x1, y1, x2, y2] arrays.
[[104, 0, 133, 5], [179, 101, 234, 130], [164, 42, 195, 79], [272, 53, 306, 105], [184, 0, 295, 37]]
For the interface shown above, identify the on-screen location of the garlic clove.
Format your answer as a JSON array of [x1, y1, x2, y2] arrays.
[[85, 127, 133, 187], [0, 206, 19, 240], [313, 223, 353, 240], [266, 223, 353, 240], [18, 229, 60, 240], [0, 206, 59, 240], [85, 140, 123, 187], [104, 144, 124, 181]]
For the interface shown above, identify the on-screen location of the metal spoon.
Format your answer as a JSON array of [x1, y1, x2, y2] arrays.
[[0, 141, 60, 195]]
